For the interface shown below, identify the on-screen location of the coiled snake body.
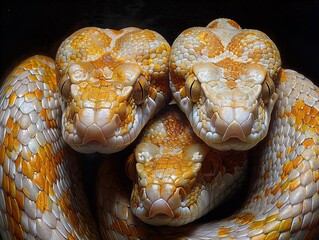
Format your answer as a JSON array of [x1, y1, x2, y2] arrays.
[[98, 19, 319, 239], [0, 27, 170, 239], [1, 18, 319, 239]]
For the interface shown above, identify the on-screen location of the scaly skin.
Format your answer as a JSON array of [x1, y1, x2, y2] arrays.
[[0, 56, 99, 239], [1, 19, 319, 240], [0, 26, 170, 239], [166, 18, 319, 239], [97, 70, 319, 239], [56, 27, 170, 153], [162, 69, 319, 239], [169, 18, 281, 151], [97, 19, 319, 239], [97, 106, 247, 238]]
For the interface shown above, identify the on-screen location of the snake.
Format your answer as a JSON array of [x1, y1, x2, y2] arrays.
[[0, 27, 170, 239], [1, 17, 319, 240], [97, 18, 319, 239], [97, 106, 249, 239]]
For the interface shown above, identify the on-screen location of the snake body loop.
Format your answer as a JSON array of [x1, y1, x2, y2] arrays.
[[1, 18, 319, 240], [98, 19, 319, 239], [0, 56, 100, 239], [98, 69, 319, 239], [0, 27, 170, 239]]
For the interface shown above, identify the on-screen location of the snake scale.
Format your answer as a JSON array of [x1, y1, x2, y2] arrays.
[[0, 27, 170, 239], [1, 18, 319, 239]]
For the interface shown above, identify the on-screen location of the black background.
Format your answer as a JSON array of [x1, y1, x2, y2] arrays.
[[1, 0, 319, 84]]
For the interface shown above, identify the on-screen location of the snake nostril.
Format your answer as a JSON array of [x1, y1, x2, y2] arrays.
[[166, 187, 186, 211], [74, 114, 86, 138], [117, 103, 127, 121]]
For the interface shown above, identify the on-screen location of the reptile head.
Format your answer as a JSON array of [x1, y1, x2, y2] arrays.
[[56, 27, 170, 153], [169, 18, 281, 151], [126, 109, 247, 226]]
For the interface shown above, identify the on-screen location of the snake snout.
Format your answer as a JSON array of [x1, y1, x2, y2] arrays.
[[145, 186, 186, 218], [212, 107, 254, 142], [75, 108, 121, 144], [149, 199, 174, 218]]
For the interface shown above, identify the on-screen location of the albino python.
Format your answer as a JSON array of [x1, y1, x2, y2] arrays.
[[0, 27, 170, 238], [97, 106, 249, 238], [0, 17, 318, 240], [98, 19, 319, 239]]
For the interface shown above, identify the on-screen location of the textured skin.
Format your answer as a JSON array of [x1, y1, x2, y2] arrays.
[[1, 18, 319, 240], [97, 107, 247, 237], [165, 69, 319, 239], [169, 18, 281, 151], [97, 19, 319, 239], [56, 27, 170, 153], [97, 69, 319, 239], [0, 56, 99, 239], [0, 26, 170, 239]]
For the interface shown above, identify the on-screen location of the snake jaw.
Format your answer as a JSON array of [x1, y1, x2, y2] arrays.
[[149, 199, 175, 218], [62, 91, 163, 153], [74, 109, 121, 145], [211, 108, 255, 142], [132, 182, 205, 226]]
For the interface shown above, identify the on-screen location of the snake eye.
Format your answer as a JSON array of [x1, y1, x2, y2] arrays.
[[59, 74, 72, 102], [68, 62, 93, 83], [135, 142, 160, 163], [261, 75, 275, 103], [132, 76, 149, 105], [183, 143, 210, 163], [185, 74, 201, 102]]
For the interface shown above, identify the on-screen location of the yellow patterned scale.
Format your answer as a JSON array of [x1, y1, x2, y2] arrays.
[[98, 19, 319, 239], [0, 25, 170, 239], [1, 18, 319, 240]]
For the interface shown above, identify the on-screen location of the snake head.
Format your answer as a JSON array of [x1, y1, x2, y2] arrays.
[[58, 61, 162, 153], [56, 27, 170, 153], [126, 109, 247, 226], [170, 20, 281, 151], [128, 141, 211, 226], [126, 109, 234, 226], [176, 62, 279, 151]]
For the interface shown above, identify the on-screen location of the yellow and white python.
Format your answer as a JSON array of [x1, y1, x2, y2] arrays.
[[0, 27, 170, 239], [98, 19, 319, 239], [1, 18, 319, 239]]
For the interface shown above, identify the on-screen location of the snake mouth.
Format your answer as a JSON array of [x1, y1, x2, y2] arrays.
[[149, 199, 175, 218], [74, 108, 121, 145], [131, 183, 208, 226], [211, 108, 255, 142], [191, 107, 268, 151], [61, 107, 132, 153], [62, 94, 163, 153]]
